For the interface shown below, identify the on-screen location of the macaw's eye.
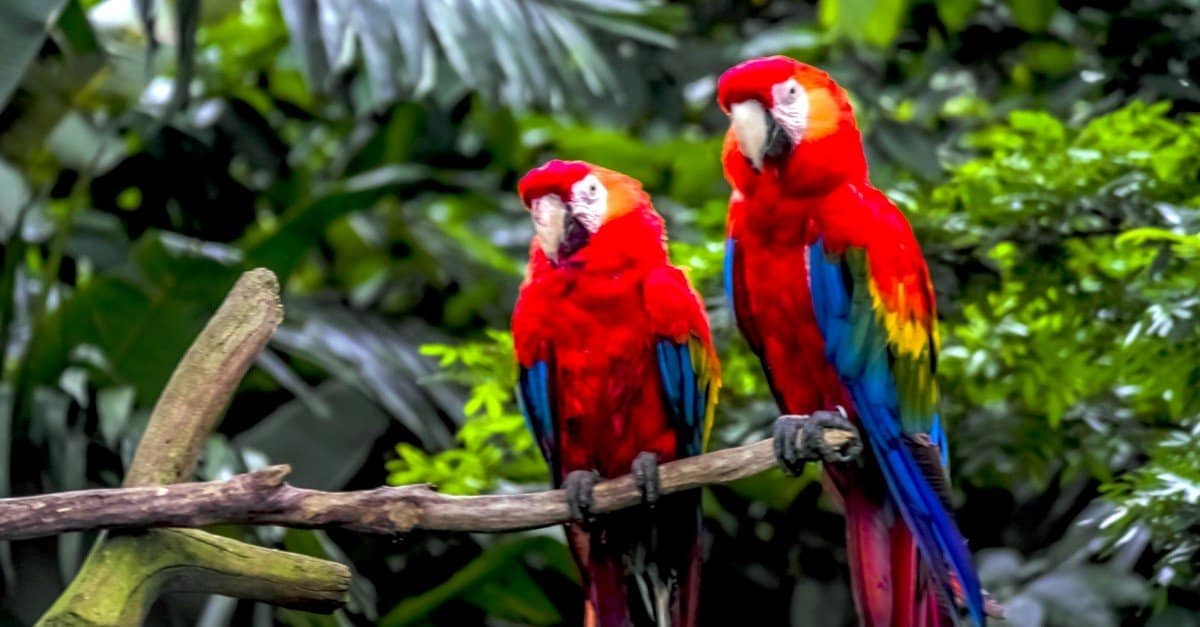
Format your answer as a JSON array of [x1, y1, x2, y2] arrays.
[[568, 174, 607, 233], [768, 78, 810, 145]]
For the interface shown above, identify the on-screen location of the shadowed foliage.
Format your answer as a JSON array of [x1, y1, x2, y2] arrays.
[[0, 0, 1197, 625]]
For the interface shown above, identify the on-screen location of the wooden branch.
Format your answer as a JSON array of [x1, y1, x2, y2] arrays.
[[39, 269, 350, 627], [38, 529, 350, 626], [125, 268, 283, 487], [1, 422, 860, 540]]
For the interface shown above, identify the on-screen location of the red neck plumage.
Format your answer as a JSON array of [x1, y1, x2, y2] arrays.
[[726, 123, 872, 248], [726, 120, 868, 201]]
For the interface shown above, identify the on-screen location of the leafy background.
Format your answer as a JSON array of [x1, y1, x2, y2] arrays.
[[0, 0, 1198, 625]]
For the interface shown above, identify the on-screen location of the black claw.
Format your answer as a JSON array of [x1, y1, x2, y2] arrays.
[[774, 409, 863, 473], [807, 408, 862, 463], [632, 452, 661, 507], [773, 415, 807, 475], [563, 470, 600, 523]]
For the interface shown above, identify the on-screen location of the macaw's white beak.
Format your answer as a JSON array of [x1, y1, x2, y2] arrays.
[[530, 194, 568, 263], [730, 100, 768, 172], [729, 100, 791, 173]]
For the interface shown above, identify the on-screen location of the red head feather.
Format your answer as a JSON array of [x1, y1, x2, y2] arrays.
[[717, 56, 866, 194], [517, 160, 661, 269], [517, 159, 592, 207], [717, 56, 805, 111]]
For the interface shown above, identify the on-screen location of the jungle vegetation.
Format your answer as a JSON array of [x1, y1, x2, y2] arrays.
[[0, 0, 1198, 625]]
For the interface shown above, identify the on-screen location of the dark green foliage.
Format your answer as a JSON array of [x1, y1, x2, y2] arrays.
[[915, 103, 1200, 595], [0, 0, 1198, 625]]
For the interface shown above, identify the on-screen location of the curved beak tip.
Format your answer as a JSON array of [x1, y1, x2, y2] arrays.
[[530, 195, 567, 263], [729, 100, 769, 172]]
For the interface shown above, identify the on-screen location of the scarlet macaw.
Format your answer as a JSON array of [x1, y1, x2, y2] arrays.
[[717, 56, 988, 626], [512, 160, 720, 627]]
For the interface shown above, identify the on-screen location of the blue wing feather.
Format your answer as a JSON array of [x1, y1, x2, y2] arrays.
[[656, 339, 709, 457], [680, 345, 697, 428], [517, 360, 558, 481], [657, 342, 681, 410], [808, 240, 985, 626], [723, 238, 736, 316], [519, 337, 715, 482]]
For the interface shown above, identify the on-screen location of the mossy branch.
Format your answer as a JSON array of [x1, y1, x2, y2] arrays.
[[37, 269, 351, 627], [124, 268, 283, 487], [38, 529, 349, 626]]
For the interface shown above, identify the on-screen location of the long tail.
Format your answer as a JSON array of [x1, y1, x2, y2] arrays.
[[836, 474, 953, 627], [848, 381, 987, 626], [568, 492, 702, 627]]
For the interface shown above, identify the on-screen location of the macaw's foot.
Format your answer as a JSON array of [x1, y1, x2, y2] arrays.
[[773, 408, 863, 475], [631, 452, 661, 508], [563, 469, 601, 524]]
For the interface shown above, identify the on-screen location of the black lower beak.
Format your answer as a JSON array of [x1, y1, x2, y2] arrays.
[[762, 111, 791, 164], [557, 211, 590, 261]]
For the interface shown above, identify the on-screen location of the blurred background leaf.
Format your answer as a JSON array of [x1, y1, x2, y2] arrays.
[[0, 0, 1198, 624]]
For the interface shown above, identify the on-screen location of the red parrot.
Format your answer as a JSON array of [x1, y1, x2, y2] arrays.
[[511, 160, 720, 627], [716, 56, 990, 626]]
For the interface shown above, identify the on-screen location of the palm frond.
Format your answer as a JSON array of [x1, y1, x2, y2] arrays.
[[278, 0, 683, 111]]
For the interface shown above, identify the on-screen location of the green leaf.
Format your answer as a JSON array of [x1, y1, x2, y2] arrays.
[[1021, 41, 1079, 76], [346, 0, 401, 108], [46, 113, 126, 174], [271, 305, 460, 450], [278, 0, 333, 93], [242, 164, 428, 280], [97, 386, 135, 449], [379, 536, 570, 626], [55, 0, 100, 55], [236, 381, 390, 490], [22, 234, 240, 405], [277, 0, 680, 110], [820, 0, 908, 47], [57, 367, 89, 408], [0, 0, 71, 110], [0, 159, 32, 240], [1006, 0, 1057, 32], [165, 0, 201, 113], [935, 0, 979, 32]]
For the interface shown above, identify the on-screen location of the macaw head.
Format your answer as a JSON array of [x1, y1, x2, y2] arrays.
[[517, 160, 651, 265], [717, 56, 865, 189]]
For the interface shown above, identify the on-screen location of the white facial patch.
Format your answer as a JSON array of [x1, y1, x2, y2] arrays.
[[530, 194, 567, 260], [770, 78, 809, 144], [568, 174, 607, 234]]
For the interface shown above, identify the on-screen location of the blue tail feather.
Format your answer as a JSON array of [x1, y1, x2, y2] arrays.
[[853, 387, 985, 626], [930, 413, 950, 471], [807, 241, 985, 625]]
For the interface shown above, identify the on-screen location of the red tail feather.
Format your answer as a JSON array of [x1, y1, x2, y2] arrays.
[[839, 471, 949, 627], [569, 497, 701, 627]]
